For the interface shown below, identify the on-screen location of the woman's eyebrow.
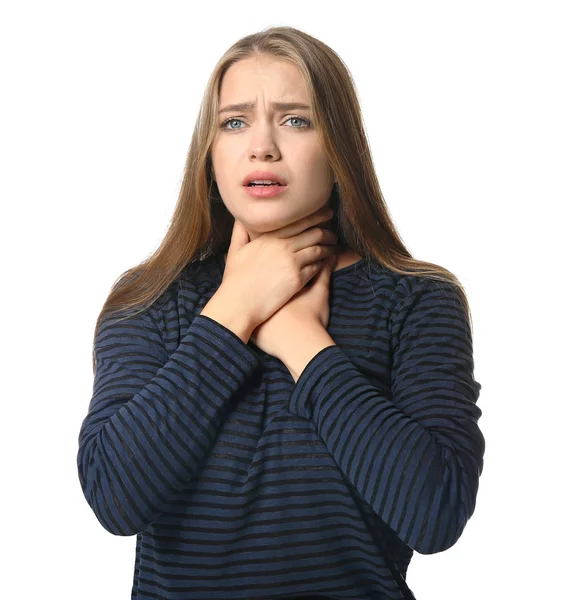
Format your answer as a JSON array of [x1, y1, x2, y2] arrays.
[[218, 101, 311, 114]]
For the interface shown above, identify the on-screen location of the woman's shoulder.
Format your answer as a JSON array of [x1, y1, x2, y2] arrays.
[[151, 253, 223, 314]]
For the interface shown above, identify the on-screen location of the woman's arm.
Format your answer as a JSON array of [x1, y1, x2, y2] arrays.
[[288, 278, 485, 555], [77, 306, 261, 536]]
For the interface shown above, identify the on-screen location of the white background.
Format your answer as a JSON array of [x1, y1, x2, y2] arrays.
[[2, 1, 578, 598]]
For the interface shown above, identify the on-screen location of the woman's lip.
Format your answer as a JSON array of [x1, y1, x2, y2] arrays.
[[243, 184, 289, 198]]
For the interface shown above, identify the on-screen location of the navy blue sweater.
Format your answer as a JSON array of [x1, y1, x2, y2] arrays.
[[77, 252, 485, 600]]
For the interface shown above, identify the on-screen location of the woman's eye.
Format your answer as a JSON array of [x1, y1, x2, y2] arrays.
[[285, 117, 311, 128], [220, 116, 311, 130]]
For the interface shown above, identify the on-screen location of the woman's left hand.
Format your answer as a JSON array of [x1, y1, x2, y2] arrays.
[[250, 253, 338, 361]]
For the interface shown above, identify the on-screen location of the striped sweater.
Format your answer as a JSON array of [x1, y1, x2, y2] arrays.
[[77, 252, 485, 600]]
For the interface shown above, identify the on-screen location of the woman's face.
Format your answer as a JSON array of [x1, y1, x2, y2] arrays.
[[210, 54, 335, 241]]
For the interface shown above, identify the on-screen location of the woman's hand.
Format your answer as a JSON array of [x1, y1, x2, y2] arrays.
[[249, 252, 338, 360], [220, 208, 337, 331]]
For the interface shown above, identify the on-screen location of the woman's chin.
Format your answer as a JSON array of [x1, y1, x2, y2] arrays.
[[240, 216, 295, 238]]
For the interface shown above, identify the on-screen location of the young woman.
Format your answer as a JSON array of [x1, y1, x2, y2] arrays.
[[77, 26, 485, 600]]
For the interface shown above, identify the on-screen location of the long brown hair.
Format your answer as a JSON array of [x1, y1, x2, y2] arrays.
[[93, 25, 475, 371]]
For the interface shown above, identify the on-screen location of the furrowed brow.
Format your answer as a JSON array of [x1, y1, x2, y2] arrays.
[[218, 101, 311, 114]]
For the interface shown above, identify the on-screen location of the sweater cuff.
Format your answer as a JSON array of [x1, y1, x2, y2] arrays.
[[288, 345, 347, 419], [194, 314, 261, 372]]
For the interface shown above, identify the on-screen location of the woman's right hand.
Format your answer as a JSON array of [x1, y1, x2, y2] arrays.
[[219, 206, 339, 330]]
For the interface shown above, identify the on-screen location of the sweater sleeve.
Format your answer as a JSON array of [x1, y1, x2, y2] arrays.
[[77, 306, 261, 537], [287, 278, 485, 555]]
